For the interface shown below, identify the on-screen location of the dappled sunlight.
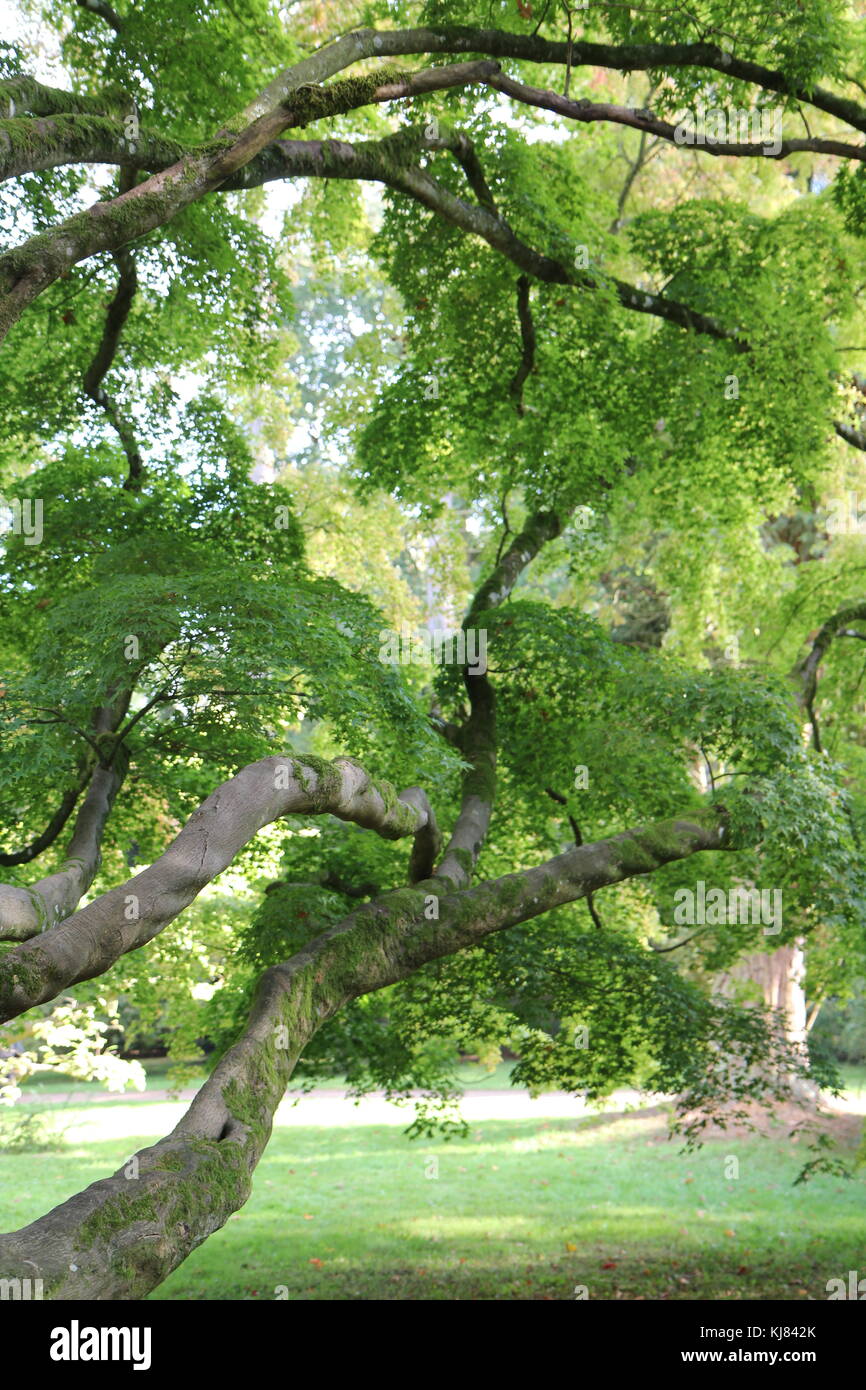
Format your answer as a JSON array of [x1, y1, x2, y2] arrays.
[[509, 1111, 671, 1153], [3, 1087, 863, 1301], [399, 1214, 537, 1240]]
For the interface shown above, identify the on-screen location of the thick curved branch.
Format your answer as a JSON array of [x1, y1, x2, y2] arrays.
[[0, 755, 439, 1017], [3, 23, 866, 344], [253, 27, 866, 137], [0, 61, 499, 340], [0, 802, 728, 1298]]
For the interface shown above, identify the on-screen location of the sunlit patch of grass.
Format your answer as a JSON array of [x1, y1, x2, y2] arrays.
[[0, 1095, 862, 1300]]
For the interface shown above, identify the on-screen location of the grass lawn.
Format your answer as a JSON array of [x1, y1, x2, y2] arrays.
[[0, 1084, 863, 1301]]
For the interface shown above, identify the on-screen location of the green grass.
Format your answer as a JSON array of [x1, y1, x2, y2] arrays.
[[0, 1091, 863, 1301], [839, 1063, 866, 1099]]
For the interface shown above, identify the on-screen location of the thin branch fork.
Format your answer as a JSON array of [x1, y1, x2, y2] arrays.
[[485, 71, 866, 163]]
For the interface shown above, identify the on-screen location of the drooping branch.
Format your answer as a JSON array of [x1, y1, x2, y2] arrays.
[[545, 786, 603, 928], [0, 755, 439, 1017], [228, 133, 745, 345], [0, 758, 126, 942], [229, 135, 866, 454], [485, 72, 866, 163], [0, 802, 729, 1298], [436, 508, 564, 888], [76, 0, 123, 33], [792, 599, 866, 751], [446, 131, 499, 212], [0, 776, 90, 868], [4, 106, 864, 452], [509, 274, 536, 415], [82, 241, 144, 490]]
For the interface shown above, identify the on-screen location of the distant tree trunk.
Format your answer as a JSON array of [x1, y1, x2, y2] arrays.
[[717, 941, 817, 1101]]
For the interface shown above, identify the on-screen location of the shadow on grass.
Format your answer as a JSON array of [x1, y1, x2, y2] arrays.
[[2, 1101, 862, 1301]]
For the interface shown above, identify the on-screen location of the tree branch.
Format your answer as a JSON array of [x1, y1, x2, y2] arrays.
[[0, 76, 123, 119], [486, 72, 866, 163], [0, 114, 188, 183], [545, 786, 603, 928], [0, 777, 90, 868], [0, 758, 126, 941], [509, 274, 537, 414], [0, 802, 729, 1297], [255, 27, 866, 136], [227, 134, 745, 345], [76, 0, 123, 33], [0, 62, 498, 340], [82, 239, 143, 489], [792, 600, 866, 752], [0, 755, 439, 1014], [436, 509, 564, 888]]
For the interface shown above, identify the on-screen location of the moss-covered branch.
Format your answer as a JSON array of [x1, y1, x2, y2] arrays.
[[0, 112, 188, 183], [0, 803, 729, 1298], [0, 755, 439, 1014], [0, 60, 498, 341]]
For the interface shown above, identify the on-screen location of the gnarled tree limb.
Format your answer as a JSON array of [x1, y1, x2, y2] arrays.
[[0, 755, 439, 1016], [0, 803, 728, 1299]]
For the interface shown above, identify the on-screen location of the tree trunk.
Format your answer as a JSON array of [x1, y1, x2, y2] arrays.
[[717, 941, 817, 1100]]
